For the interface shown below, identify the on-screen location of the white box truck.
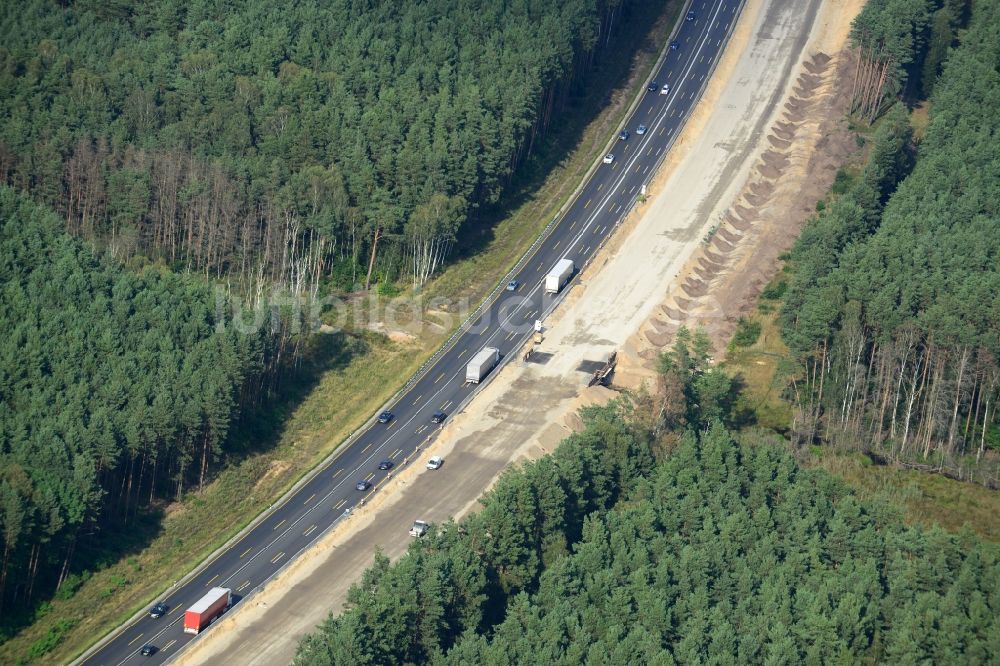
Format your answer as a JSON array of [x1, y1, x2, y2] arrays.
[[466, 347, 500, 383], [545, 259, 574, 294]]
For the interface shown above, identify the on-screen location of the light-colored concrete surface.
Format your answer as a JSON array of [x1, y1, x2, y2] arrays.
[[177, 0, 842, 663]]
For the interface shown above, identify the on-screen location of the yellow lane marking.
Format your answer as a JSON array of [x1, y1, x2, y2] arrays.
[[412, 394, 423, 405], [204, 574, 218, 587], [163, 639, 176, 651], [361, 443, 372, 454], [584, 198, 592, 208], [240, 547, 253, 558], [271, 552, 285, 564], [274, 519, 286, 530], [434, 372, 445, 383], [236, 580, 251, 592], [391, 448, 403, 458], [457, 349, 467, 358], [303, 493, 315, 505], [303, 524, 317, 537], [128, 634, 143, 646], [334, 499, 346, 510], [332, 468, 344, 478]]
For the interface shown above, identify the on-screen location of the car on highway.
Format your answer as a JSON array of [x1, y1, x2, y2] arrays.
[[378, 459, 394, 471], [603, 153, 615, 164], [670, 40, 679, 51], [647, 81, 657, 92], [409, 520, 429, 537], [377, 411, 394, 424], [661, 83, 671, 95], [431, 411, 447, 424], [356, 479, 371, 491], [426, 456, 444, 470], [140, 644, 157, 657], [636, 124, 647, 135], [618, 129, 630, 141], [687, 10, 696, 21], [506, 279, 519, 291], [148, 602, 168, 618]]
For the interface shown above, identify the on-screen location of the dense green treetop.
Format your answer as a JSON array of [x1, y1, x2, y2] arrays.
[[0, 0, 654, 286], [0, 186, 263, 615]]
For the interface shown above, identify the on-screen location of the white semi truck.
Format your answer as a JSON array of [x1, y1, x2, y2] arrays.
[[466, 347, 500, 383], [544, 258, 574, 294]]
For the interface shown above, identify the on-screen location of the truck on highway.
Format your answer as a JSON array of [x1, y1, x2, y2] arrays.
[[466, 347, 500, 383], [184, 587, 232, 634], [545, 258, 574, 294]]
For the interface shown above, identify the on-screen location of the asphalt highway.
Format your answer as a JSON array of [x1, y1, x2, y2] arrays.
[[80, 1, 743, 663]]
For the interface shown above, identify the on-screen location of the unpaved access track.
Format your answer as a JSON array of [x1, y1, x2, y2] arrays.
[[177, 0, 862, 663]]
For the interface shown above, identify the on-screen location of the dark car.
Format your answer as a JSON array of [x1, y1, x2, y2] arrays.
[[378, 459, 394, 471], [686, 10, 696, 21], [647, 81, 657, 92], [618, 130, 630, 141], [670, 40, 679, 51], [356, 479, 371, 491], [149, 602, 168, 618], [377, 411, 394, 424], [140, 644, 157, 657], [431, 411, 447, 424]]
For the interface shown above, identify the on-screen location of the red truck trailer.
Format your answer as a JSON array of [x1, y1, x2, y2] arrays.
[[183, 587, 232, 634]]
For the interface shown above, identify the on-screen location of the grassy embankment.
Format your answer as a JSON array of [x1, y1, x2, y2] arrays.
[[721, 107, 999, 544], [2, 3, 684, 664]]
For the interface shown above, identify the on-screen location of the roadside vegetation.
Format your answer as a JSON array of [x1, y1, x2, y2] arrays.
[[0, 0, 663, 294], [779, 0, 998, 484], [723, 0, 998, 538], [0, 0, 679, 662]]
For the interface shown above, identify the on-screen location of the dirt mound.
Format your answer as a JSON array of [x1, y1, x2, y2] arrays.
[[716, 226, 741, 243], [624, 43, 860, 357]]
